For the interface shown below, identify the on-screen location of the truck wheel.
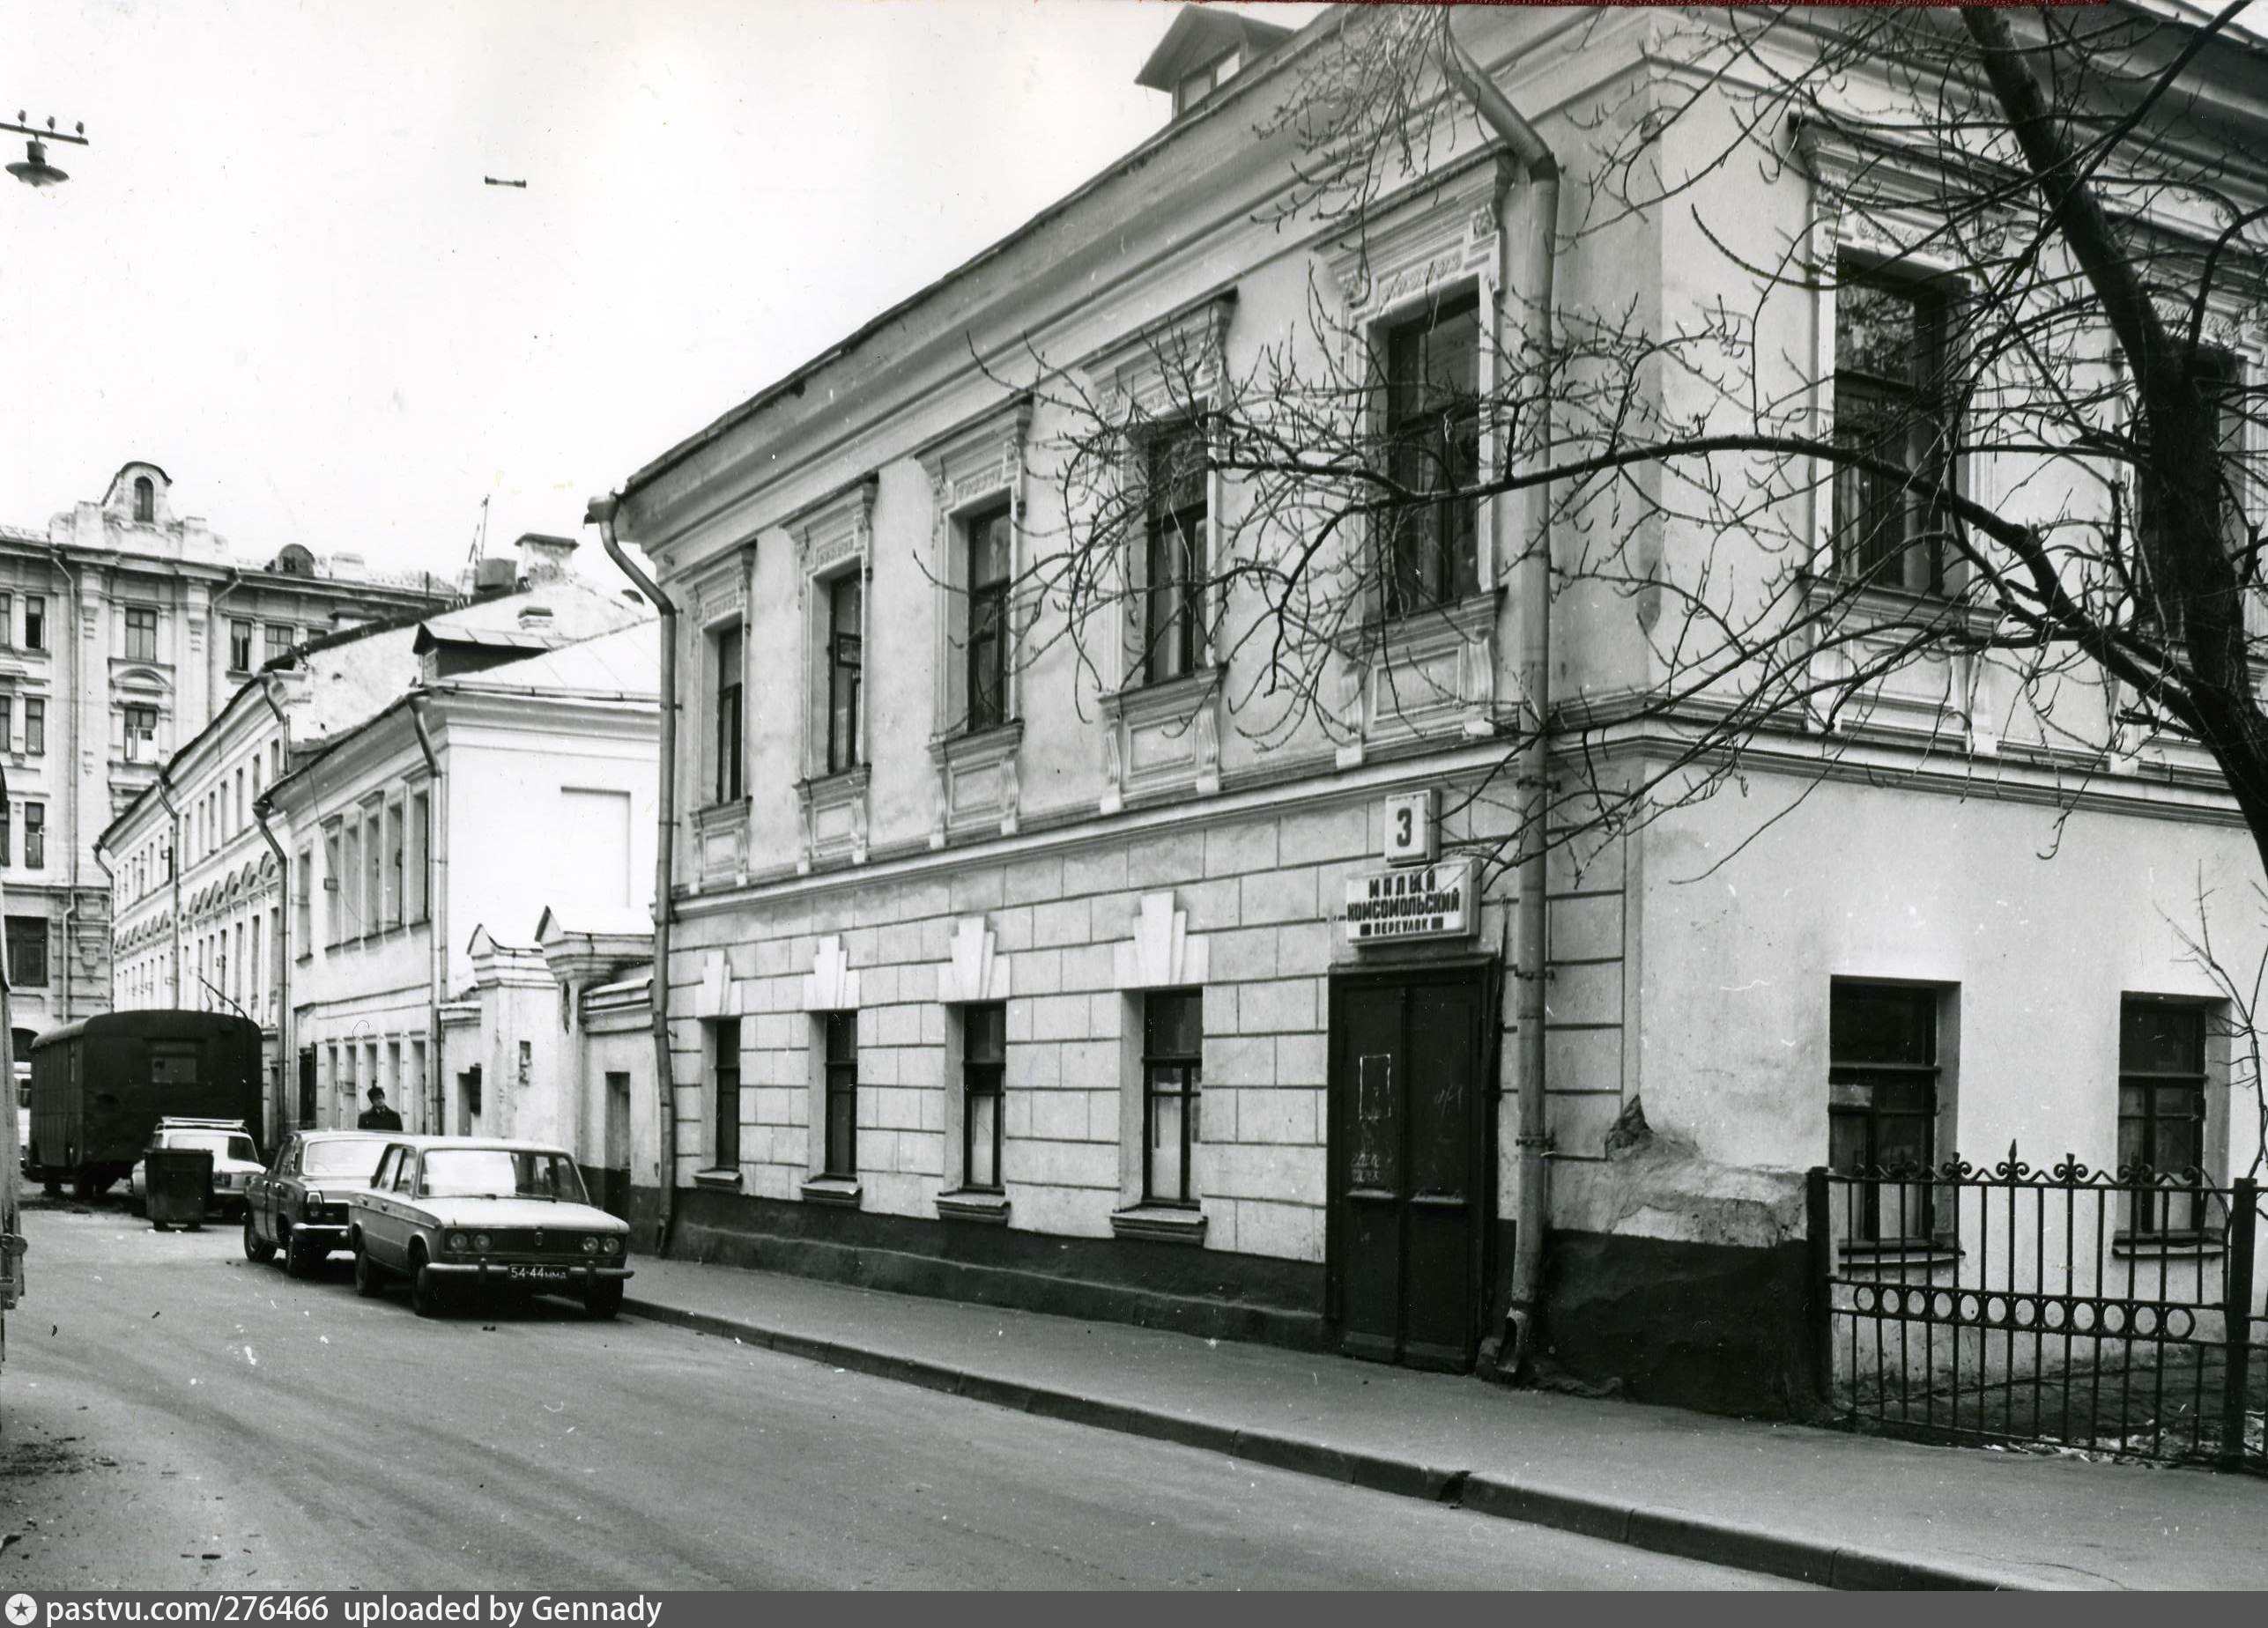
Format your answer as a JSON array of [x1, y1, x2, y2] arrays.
[[242, 1214, 276, 1264], [409, 1247, 448, 1320], [152, 1220, 172, 1233], [352, 1238, 386, 1299], [583, 1280, 624, 1321], [72, 1170, 102, 1202]]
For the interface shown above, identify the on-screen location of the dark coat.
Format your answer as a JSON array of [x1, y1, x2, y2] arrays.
[[357, 1105, 404, 1131]]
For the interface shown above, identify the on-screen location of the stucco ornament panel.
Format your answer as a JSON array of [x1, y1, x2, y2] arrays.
[[691, 949, 745, 1018], [1323, 151, 1512, 326], [803, 934, 861, 1012], [1083, 292, 1237, 426], [690, 555, 745, 630], [938, 915, 1010, 1006], [792, 477, 878, 577], [1099, 671, 1222, 811], [1112, 892, 1211, 991]]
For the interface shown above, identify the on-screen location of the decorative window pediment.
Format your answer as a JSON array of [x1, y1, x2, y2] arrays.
[[1084, 292, 1238, 426], [922, 403, 1034, 748], [1112, 892, 1211, 990], [803, 934, 861, 1011], [1324, 151, 1513, 325], [692, 949, 745, 1018], [938, 914, 1010, 1005], [793, 477, 878, 579]]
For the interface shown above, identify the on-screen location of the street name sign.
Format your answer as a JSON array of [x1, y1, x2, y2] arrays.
[[1343, 855, 1479, 944]]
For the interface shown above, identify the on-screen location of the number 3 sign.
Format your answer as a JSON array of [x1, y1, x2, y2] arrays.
[[1382, 789, 1438, 865]]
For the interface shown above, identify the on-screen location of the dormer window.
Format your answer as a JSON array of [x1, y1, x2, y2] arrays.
[[1135, 8, 1291, 124], [1176, 48, 1239, 115], [132, 477, 154, 524]]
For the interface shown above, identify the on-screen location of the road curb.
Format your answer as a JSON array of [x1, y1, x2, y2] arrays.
[[622, 1293, 2021, 1590]]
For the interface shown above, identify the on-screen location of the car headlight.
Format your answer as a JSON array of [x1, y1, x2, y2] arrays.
[[473, 1232, 491, 1250], [581, 1236, 599, 1254], [298, 1191, 322, 1218], [447, 1232, 469, 1253], [602, 1237, 622, 1256]]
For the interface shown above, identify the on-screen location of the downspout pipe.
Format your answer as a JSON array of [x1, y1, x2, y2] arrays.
[[154, 771, 184, 1010], [1439, 15, 1560, 1374], [254, 673, 294, 1144], [409, 697, 447, 1138], [587, 493, 678, 1258], [45, 549, 82, 1025]]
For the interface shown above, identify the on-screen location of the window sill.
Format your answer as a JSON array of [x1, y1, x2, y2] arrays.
[[2110, 1233, 2225, 1262], [800, 1176, 862, 1210], [1108, 1204, 1206, 1245], [1838, 1240, 1962, 1270], [691, 1167, 744, 1191], [934, 1188, 1010, 1225]]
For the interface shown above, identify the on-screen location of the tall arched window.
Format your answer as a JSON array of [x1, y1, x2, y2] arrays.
[[132, 477, 154, 523]]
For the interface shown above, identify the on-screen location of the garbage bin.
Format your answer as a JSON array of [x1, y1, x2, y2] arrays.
[[145, 1149, 213, 1232]]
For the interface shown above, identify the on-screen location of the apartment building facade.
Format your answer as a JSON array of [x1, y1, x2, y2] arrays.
[[5, 459, 452, 1046], [600, 6, 2268, 1404]]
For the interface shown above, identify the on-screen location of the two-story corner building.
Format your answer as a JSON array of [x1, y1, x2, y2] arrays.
[[266, 610, 656, 1150], [2, 459, 455, 1046], [99, 534, 652, 1145], [599, 6, 2268, 1407]]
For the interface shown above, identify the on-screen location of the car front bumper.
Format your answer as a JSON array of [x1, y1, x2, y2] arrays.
[[423, 1262, 634, 1283]]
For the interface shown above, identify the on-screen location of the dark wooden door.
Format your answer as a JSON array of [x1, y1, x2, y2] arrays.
[[297, 1049, 317, 1129], [1328, 965, 1491, 1372]]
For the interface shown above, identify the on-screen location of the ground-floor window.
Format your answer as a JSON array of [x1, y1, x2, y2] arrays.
[[711, 1017, 742, 1170], [823, 1011, 857, 1179], [1142, 989, 1202, 1206], [1828, 980, 1940, 1241], [2118, 998, 2209, 1237], [961, 1003, 1004, 1192]]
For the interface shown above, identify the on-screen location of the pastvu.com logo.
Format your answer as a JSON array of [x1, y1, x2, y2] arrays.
[[6, 1593, 38, 1626]]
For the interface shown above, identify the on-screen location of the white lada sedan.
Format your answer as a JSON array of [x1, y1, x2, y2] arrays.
[[344, 1139, 633, 1319]]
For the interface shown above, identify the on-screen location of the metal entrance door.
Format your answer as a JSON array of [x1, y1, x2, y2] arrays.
[[1327, 965, 1493, 1372]]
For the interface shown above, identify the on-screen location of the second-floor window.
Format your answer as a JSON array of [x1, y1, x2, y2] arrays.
[[122, 704, 157, 763], [825, 574, 863, 775], [125, 606, 159, 662], [1143, 425, 1208, 684], [1833, 264, 1957, 595], [712, 622, 744, 804], [0, 593, 11, 648], [5, 915, 46, 988], [24, 596, 45, 653], [23, 699, 42, 757], [1382, 292, 1482, 617], [966, 507, 1012, 733], [23, 803, 44, 870], [229, 620, 253, 672]]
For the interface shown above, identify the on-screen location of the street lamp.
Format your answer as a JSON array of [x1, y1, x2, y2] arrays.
[[4, 113, 87, 189]]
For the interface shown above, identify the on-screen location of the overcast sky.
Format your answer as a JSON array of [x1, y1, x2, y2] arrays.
[[0, 0, 1317, 576]]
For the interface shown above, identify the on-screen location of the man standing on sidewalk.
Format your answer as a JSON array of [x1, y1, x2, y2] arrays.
[[357, 1086, 403, 1132]]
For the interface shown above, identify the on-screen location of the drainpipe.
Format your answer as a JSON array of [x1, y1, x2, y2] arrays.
[[409, 696, 447, 1138], [153, 771, 184, 1010], [254, 672, 295, 1143], [1439, 14, 1560, 1373], [44, 549, 83, 1025], [587, 493, 678, 1257]]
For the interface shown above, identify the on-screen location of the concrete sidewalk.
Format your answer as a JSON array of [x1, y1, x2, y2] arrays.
[[619, 1258, 2268, 1590]]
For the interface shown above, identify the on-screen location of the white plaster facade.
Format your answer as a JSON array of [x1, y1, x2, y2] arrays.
[[602, 6, 2268, 1374]]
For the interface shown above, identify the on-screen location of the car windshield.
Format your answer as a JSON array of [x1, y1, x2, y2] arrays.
[[302, 1140, 386, 1179], [416, 1148, 587, 1203], [166, 1132, 257, 1162]]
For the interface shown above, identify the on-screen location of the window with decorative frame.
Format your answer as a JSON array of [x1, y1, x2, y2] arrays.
[[824, 572, 863, 774], [821, 1011, 857, 1180], [122, 704, 157, 763], [964, 507, 1013, 734], [1141, 989, 1203, 1207], [711, 619, 745, 805], [1141, 424, 1210, 684], [1380, 290, 1483, 618], [1830, 259, 1962, 596], [124, 605, 159, 662]]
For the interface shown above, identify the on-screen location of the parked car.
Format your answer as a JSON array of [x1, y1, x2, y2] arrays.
[[243, 1130, 401, 1276], [345, 1139, 632, 1320], [126, 1120, 264, 1218]]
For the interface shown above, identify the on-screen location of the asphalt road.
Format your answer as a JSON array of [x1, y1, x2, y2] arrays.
[[0, 1201, 1803, 1590]]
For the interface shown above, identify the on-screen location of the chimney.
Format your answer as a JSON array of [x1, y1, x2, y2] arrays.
[[516, 532, 578, 586], [472, 558, 517, 599]]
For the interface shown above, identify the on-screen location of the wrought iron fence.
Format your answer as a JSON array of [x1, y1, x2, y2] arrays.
[[1808, 1152, 2262, 1469]]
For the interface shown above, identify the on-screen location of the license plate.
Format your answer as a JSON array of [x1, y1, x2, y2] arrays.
[[507, 1265, 571, 1284]]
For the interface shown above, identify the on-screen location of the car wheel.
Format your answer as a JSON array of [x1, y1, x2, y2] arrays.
[[129, 1192, 145, 1217], [242, 1214, 276, 1264], [352, 1238, 386, 1299], [152, 1220, 172, 1232], [583, 1280, 624, 1321], [409, 1247, 448, 1320], [281, 1225, 319, 1279]]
